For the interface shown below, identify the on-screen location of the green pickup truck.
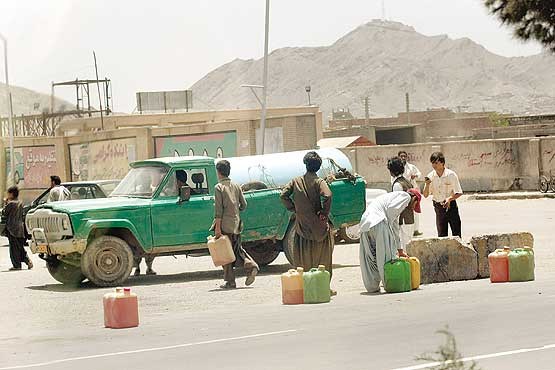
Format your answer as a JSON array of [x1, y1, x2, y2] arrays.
[[26, 156, 366, 286]]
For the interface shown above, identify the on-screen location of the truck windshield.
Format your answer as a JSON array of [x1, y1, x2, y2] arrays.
[[110, 166, 168, 198]]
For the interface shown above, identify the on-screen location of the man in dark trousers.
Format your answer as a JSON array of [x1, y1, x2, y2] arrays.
[[2, 186, 33, 270], [213, 160, 258, 289], [423, 152, 463, 237], [280, 151, 335, 286]]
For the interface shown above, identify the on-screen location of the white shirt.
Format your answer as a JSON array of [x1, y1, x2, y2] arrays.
[[47, 185, 71, 202], [427, 168, 463, 203], [405, 162, 421, 187], [359, 192, 411, 245], [390, 162, 421, 188]]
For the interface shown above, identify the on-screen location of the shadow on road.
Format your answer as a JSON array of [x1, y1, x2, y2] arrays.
[[24, 262, 360, 292]]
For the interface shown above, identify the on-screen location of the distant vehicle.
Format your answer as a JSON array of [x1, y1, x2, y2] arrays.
[[23, 180, 121, 218]]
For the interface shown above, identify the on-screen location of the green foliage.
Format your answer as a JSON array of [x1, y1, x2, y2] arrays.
[[416, 326, 481, 370], [484, 0, 555, 52], [488, 112, 510, 127]]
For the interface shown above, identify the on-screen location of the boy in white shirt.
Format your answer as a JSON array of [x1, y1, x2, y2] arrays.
[[422, 152, 463, 237]]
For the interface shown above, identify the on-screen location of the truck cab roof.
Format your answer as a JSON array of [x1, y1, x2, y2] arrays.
[[132, 156, 216, 168]]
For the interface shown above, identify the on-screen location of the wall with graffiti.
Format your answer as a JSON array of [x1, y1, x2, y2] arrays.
[[541, 138, 555, 174], [346, 139, 533, 192], [154, 132, 237, 158], [5, 146, 58, 189], [70, 138, 137, 181]]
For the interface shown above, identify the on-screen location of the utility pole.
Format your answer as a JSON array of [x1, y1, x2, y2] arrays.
[[405, 92, 410, 125], [1, 32, 15, 186], [93, 51, 104, 130], [259, 0, 270, 155], [363, 96, 370, 121]]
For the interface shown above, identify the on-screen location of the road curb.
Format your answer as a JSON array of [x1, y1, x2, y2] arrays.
[[467, 193, 555, 200]]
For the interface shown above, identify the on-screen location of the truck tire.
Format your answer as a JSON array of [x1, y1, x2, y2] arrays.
[[81, 236, 134, 287], [339, 225, 361, 244], [282, 223, 297, 266], [245, 242, 280, 266], [46, 259, 86, 286]]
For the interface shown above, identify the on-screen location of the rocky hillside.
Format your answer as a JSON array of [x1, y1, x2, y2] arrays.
[[0, 83, 72, 117], [190, 20, 555, 121]]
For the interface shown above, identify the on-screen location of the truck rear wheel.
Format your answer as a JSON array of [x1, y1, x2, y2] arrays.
[[245, 241, 280, 266], [46, 259, 86, 286], [81, 236, 134, 287], [339, 225, 361, 244], [282, 223, 297, 266]]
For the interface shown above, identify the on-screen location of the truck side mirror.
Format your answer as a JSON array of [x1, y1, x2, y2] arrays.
[[179, 186, 191, 203]]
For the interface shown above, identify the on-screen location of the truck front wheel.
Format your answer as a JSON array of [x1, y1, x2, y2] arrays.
[[46, 259, 86, 286], [81, 236, 134, 287]]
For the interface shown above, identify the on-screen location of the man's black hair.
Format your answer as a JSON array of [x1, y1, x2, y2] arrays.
[[398, 150, 408, 157], [387, 157, 405, 177], [7, 186, 19, 198], [50, 175, 62, 185], [303, 151, 322, 173], [216, 160, 231, 177], [430, 152, 446, 164], [176, 170, 187, 183]]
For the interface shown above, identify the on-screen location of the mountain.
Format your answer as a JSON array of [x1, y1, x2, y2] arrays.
[[190, 20, 555, 121], [0, 83, 72, 117]]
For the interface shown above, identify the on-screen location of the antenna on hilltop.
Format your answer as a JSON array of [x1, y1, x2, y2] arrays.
[[381, 0, 386, 21]]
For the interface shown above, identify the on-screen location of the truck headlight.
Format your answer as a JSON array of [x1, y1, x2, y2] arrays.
[[62, 219, 70, 230]]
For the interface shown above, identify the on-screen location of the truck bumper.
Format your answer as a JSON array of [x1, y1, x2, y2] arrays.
[[30, 228, 87, 256]]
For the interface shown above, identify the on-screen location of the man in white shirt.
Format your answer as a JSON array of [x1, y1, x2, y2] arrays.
[[47, 176, 71, 202], [422, 152, 463, 237], [397, 150, 423, 236], [358, 190, 421, 293]]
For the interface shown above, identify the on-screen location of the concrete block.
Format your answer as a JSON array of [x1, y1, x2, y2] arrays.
[[407, 237, 478, 284], [470, 232, 534, 278]]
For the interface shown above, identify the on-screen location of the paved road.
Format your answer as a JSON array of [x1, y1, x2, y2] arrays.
[[1, 196, 554, 369]]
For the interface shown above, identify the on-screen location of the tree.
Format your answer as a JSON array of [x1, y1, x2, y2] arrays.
[[484, 1, 555, 52]]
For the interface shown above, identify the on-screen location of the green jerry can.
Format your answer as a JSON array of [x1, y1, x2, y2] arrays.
[[384, 259, 412, 293], [303, 265, 331, 303], [508, 247, 535, 282]]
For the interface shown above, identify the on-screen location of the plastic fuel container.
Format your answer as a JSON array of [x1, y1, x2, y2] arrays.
[[103, 287, 139, 329], [488, 247, 511, 283], [508, 247, 535, 282], [407, 257, 421, 290], [281, 267, 304, 305], [384, 259, 412, 293], [207, 235, 236, 267], [303, 265, 331, 303]]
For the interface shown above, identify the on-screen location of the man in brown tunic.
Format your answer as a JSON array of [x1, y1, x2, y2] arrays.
[[213, 160, 259, 289], [280, 151, 334, 279]]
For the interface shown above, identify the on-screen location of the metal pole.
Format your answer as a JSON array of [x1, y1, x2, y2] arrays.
[[259, 0, 270, 155], [1, 33, 15, 186], [93, 51, 104, 130]]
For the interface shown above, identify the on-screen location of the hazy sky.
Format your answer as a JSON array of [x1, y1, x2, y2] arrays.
[[0, 0, 542, 113]]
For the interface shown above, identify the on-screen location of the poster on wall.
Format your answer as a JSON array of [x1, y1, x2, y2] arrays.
[[5, 146, 57, 188], [255, 127, 283, 154], [70, 138, 137, 181], [154, 132, 237, 158]]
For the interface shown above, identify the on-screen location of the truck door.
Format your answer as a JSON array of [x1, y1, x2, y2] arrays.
[[150, 168, 214, 247]]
